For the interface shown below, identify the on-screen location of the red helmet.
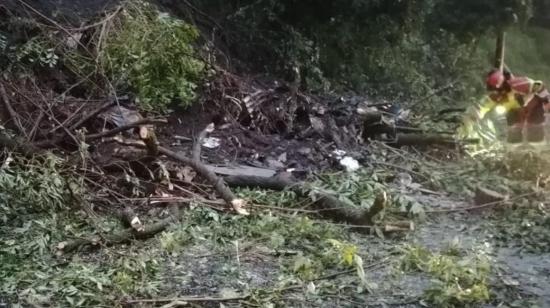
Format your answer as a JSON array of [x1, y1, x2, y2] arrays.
[[486, 69, 505, 90]]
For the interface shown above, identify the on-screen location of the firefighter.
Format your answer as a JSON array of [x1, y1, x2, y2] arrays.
[[474, 68, 550, 143]]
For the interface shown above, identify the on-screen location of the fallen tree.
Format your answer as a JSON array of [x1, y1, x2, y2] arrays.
[[224, 173, 413, 232], [56, 123, 249, 253]]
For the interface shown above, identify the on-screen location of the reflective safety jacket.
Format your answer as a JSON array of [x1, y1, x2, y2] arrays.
[[479, 76, 546, 119]]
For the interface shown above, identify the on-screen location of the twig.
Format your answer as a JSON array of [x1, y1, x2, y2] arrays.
[[426, 192, 536, 213], [65, 6, 122, 32], [115, 206, 144, 232], [9, 84, 80, 147], [54, 71, 96, 104], [15, 0, 95, 57], [0, 133, 43, 157], [370, 161, 428, 181], [180, 0, 224, 31], [69, 100, 116, 130], [364, 102, 393, 108], [85, 118, 167, 141], [279, 257, 391, 293], [57, 204, 182, 254], [193, 123, 214, 161], [316, 257, 389, 281], [224, 174, 399, 227], [408, 78, 458, 110], [437, 107, 466, 116], [0, 83, 27, 137], [48, 101, 87, 134], [29, 110, 45, 140], [250, 203, 319, 213], [30, 80, 81, 144], [124, 294, 249, 305]]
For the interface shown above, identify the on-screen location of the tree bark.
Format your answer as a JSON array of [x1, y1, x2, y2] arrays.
[[224, 173, 388, 226]]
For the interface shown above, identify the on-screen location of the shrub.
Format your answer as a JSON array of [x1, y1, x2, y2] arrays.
[[400, 244, 491, 308], [0, 154, 73, 221], [101, 1, 205, 112]]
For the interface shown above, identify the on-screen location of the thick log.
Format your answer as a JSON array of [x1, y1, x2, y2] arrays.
[[224, 173, 389, 226], [115, 206, 144, 232]]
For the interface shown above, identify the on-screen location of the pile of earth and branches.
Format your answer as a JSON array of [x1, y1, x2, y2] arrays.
[[1, 1, 550, 307]]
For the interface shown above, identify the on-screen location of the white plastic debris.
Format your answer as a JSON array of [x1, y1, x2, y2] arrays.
[[202, 137, 221, 149], [339, 156, 360, 172], [332, 149, 347, 159]]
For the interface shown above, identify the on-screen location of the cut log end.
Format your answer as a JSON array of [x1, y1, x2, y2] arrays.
[[474, 186, 506, 206], [231, 198, 250, 216]]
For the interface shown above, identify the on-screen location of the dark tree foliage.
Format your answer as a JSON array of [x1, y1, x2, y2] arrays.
[[2, 0, 537, 101], [432, 0, 531, 39], [184, 0, 533, 100], [531, 0, 550, 27]]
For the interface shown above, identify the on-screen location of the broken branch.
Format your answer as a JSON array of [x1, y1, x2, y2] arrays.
[[0, 83, 27, 137], [85, 118, 167, 141], [124, 293, 249, 305], [224, 173, 392, 227], [158, 145, 249, 215], [0, 133, 44, 157], [193, 123, 214, 161], [68, 100, 117, 131], [387, 133, 479, 147], [57, 204, 181, 254], [115, 206, 144, 232]]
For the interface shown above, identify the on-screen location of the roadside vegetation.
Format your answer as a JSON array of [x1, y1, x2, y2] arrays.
[[1, 0, 550, 307]]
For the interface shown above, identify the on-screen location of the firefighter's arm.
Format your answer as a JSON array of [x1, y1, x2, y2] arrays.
[[510, 77, 545, 95]]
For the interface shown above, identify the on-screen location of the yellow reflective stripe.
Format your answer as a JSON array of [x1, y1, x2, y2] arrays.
[[502, 98, 521, 111], [479, 93, 521, 119], [478, 98, 495, 119]]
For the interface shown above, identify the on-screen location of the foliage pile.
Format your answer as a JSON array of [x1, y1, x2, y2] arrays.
[[493, 206, 550, 253], [0, 155, 95, 305], [0, 154, 74, 220], [1, 1, 205, 113], [1, 0, 550, 306], [98, 1, 206, 112], [400, 244, 492, 308]]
